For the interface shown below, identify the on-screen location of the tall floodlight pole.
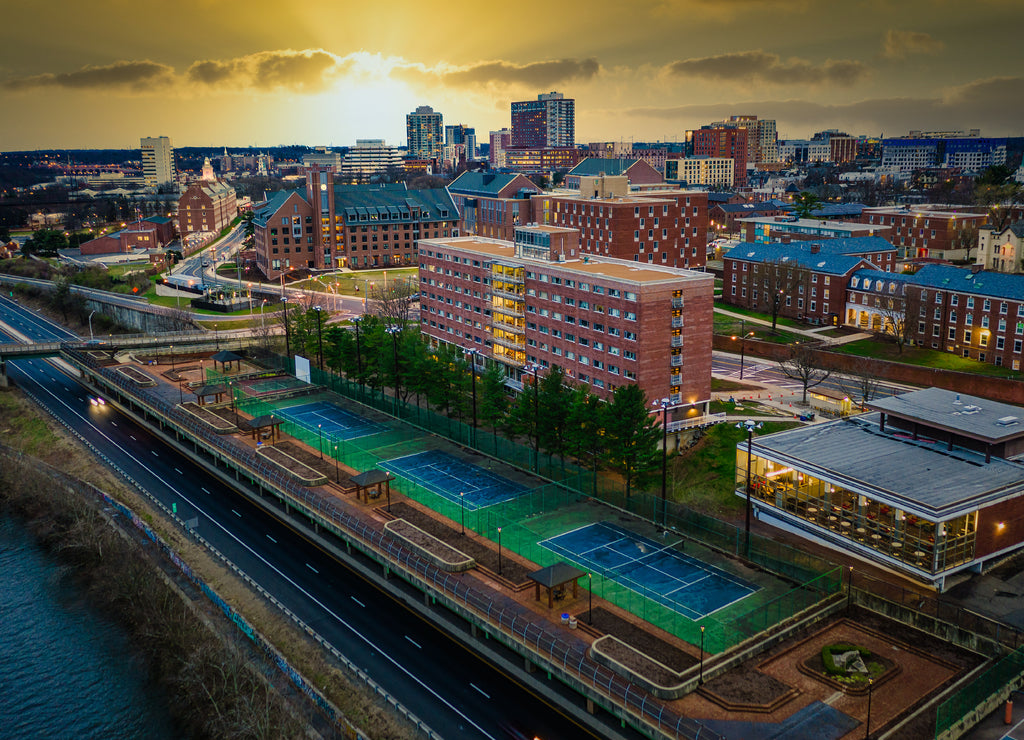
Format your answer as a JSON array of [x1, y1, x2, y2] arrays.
[[282, 297, 290, 359], [737, 419, 763, 557], [466, 348, 479, 447], [313, 306, 324, 371], [652, 397, 672, 526]]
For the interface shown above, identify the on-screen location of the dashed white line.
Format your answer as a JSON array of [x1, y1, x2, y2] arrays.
[[266, 535, 277, 543], [174, 467, 183, 475], [351, 597, 365, 608], [404, 635, 422, 649], [306, 563, 319, 574], [110, 422, 117, 427], [470, 683, 490, 699], [200, 487, 210, 494], [150, 450, 159, 457], [129, 435, 136, 440], [231, 509, 241, 517]]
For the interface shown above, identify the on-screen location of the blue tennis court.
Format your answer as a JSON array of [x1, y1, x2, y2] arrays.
[[275, 401, 385, 440], [541, 522, 758, 620], [380, 450, 528, 510]]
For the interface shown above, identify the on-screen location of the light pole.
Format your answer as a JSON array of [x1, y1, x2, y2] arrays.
[[313, 306, 324, 371], [352, 316, 363, 377], [88, 310, 95, 342], [460, 491, 466, 536], [865, 678, 873, 739], [387, 326, 401, 417], [587, 573, 593, 624], [731, 321, 755, 380], [318, 423, 323, 459], [497, 527, 503, 576], [466, 348, 479, 447], [699, 625, 705, 684], [282, 297, 291, 358], [524, 363, 540, 472], [737, 420, 763, 557], [334, 443, 340, 483], [170, 344, 175, 371], [259, 298, 266, 331], [652, 397, 673, 526]]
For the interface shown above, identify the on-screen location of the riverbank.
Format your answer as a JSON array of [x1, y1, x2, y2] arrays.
[[0, 387, 416, 739]]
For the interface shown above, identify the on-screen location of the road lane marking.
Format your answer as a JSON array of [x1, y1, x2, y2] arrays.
[[129, 435, 136, 440], [306, 563, 319, 574], [405, 636, 421, 649], [266, 535, 277, 543], [201, 487, 210, 494], [351, 597, 365, 607], [470, 683, 490, 699], [151, 450, 159, 457], [174, 467, 183, 475], [231, 509, 242, 517]]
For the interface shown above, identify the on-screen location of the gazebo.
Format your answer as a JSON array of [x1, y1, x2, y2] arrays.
[[190, 383, 227, 406], [528, 562, 587, 608], [350, 469, 393, 505], [210, 349, 242, 373], [245, 414, 284, 444]]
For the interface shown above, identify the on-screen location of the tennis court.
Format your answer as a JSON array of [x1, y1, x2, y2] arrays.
[[238, 375, 310, 396], [380, 450, 528, 510], [275, 401, 385, 440], [541, 522, 758, 620]]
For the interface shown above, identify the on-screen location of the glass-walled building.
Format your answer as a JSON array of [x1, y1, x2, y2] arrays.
[[737, 388, 1024, 590]]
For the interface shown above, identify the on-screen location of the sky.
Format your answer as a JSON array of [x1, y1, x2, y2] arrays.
[[3, 0, 1024, 152]]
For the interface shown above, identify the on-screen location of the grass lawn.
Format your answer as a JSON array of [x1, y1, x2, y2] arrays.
[[834, 338, 1024, 379], [714, 315, 803, 345], [710, 377, 762, 392], [670, 420, 800, 515], [105, 262, 150, 278], [290, 267, 418, 296], [714, 301, 804, 329]]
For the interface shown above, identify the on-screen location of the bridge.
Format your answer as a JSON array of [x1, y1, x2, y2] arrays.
[[0, 330, 241, 360]]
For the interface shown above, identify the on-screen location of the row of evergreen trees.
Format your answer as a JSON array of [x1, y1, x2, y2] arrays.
[[284, 310, 665, 497]]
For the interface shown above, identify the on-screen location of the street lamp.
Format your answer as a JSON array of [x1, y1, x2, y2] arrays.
[[352, 316, 363, 377], [460, 491, 466, 536], [318, 423, 323, 459], [170, 344, 175, 371], [334, 443, 340, 483], [731, 320, 755, 380], [259, 298, 266, 331], [652, 397, 674, 526], [87, 310, 95, 342], [497, 527, 503, 576], [282, 297, 291, 358], [524, 363, 540, 472], [736, 420, 764, 556], [865, 678, 873, 739], [587, 573, 593, 624], [699, 625, 706, 684], [313, 306, 324, 371], [386, 326, 401, 417], [466, 348, 479, 448]]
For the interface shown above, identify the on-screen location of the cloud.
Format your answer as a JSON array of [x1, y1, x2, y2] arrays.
[[186, 49, 352, 91], [616, 76, 1024, 137], [882, 30, 945, 59], [3, 60, 175, 91], [665, 50, 868, 87], [394, 58, 600, 89]]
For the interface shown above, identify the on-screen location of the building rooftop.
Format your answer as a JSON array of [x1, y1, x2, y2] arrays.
[[737, 215, 889, 233], [726, 241, 877, 275], [447, 171, 540, 198], [900, 263, 1024, 302], [868, 387, 1024, 445], [567, 158, 640, 177], [753, 414, 1024, 518]]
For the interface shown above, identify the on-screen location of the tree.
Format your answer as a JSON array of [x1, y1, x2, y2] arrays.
[[477, 364, 510, 454], [792, 191, 823, 219], [975, 180, 1023, 232], [565, 386, 606, 495], [240, 210, 255, 248], [875, 284, 919, 354], [836, 355, 881, 411], [368, 277, 418, 330], [603, 384, 660, 498], [779, 343, 833, 404], [22, 229, 67, 257], [755, 259, 806, 331], [536, 366, 572, 468]]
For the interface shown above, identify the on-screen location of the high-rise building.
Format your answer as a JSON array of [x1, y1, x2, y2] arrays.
[[140, 136, 176, 187], [693, 126, 748, 187], [406, 105, 444, 160], [715, 116, 778, 167], [340, 139, 403, 180], [445, 124, 477, 159], [489, 128, 511, 167], [302, 146, 343, 171], [511, 92, 575, 148]]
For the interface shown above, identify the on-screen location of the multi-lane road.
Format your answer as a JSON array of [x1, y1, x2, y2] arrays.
[[0, 299, 626, 740]]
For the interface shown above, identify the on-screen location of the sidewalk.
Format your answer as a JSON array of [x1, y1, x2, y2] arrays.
[[714, 306, 872, 346]]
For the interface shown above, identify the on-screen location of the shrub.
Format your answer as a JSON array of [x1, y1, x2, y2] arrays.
[[821, 643, 873, 676]]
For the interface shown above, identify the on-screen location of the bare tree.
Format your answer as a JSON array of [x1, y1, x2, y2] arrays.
[[874, 284, 919, 354], [754, 259, 807, 332], [836, 355, 881, 411], [368, 277, 417, 329], [779, 342, 833, 404]]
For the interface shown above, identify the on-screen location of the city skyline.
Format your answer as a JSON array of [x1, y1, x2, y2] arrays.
[[3, 0, 1023, 151]]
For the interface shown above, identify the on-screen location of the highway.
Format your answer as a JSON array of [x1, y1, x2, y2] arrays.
[[0, 299, 625, 740]]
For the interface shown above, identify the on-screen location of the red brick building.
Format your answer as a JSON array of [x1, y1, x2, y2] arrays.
[[535, 188, 709, 269], [418, 226, 713, 408], [447, 172, 542, 241], [693, 126, 748, 187], [860, 207, 987, 260], [252, 189, 316, 277], [504, 147, 583, 173], [562, 158, 664, 190], [79, 216, 174, 255], [177, 180, 237, 238]]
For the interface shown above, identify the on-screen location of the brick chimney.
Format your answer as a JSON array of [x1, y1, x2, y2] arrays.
[[809, 243, 821, 254]]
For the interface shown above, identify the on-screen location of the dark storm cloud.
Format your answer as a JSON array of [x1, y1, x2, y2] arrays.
[[882, 30, 945, 59], [186, 50, 350, 91], [666, 51, 868, 87], [3, 60, 175, 90], [395, 58, 601, 88], [619, 76, 1024, 136]]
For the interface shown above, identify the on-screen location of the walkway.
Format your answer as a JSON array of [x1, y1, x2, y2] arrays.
[[715, 307, 872, 346]]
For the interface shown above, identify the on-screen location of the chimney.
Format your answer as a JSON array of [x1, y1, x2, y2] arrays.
[[970, 264, 983, 274], [810, 243, 820, 254]]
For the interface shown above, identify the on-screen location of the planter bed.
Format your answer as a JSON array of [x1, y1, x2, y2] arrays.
[[114, 366, 157, 387], [384, 519, 475, 572], [179, 402, 238, 433], [255, 446, 328, 486]]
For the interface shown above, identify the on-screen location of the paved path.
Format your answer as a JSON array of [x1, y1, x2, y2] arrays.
[[714, 307, 872, 345]]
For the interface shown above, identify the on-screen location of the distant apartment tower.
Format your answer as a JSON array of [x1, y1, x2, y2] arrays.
[[302, 146, 343, 170], [406, 105, 444, 159], [717, 116, 778, 166], [489, 128, 511, 167], [664, 156, 734, 188], [140, 136, 176, 187], [693, 126, 748, 187], [511, 92, 575, 148], [445, 124, 477, 159], [340, 140, 403, 180]]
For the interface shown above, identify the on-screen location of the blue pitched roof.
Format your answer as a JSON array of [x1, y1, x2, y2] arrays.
[[567, 158, 639, 177], [145, 215, 172, 224], [718, 201, 792, 215], [728, 242, 874, 276], [253, 189, 304, 227], [448, 172, 540, 197], [809, 203, 866, 218], [892, 264, 1024, 302], [332, 183, 456, 222]]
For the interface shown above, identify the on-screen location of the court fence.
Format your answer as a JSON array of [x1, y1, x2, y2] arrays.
[[935, 647, 1024, 738]]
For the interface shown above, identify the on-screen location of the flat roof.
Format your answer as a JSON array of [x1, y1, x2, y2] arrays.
[[751, 414, 1024, 519], [868, 388, 1024, 444]]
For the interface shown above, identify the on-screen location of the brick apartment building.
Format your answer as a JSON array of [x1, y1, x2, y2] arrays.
[[417, 225, 713, 408], [724, 240, 885, 325], [535, 180, 709, 269], [710, 200, 791, 236], [860, 206, 988, 260], [447, 172, 542, 241], [562, 158, 663, 190], [693, 125, 748, 187], [504, 147, 583, 173], [845, 264, 1024, 371], [80, 216, 174, 256], [252, 189, 316, 277], [177, 179, 237, 239], [739, 215, 892, 245]]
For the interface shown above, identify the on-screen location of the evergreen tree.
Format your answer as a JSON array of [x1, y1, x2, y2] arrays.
[[604, 384, 660, 498]]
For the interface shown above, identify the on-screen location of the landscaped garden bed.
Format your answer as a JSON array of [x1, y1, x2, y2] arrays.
[[592, 635, 691, 698], [114, 366, 157, 387], [383, 519, 475, 572], [179, 402, 237, 433], [699, 665, 797, 713], [799, 641, 898, 695], [255, 446, 328, 486]]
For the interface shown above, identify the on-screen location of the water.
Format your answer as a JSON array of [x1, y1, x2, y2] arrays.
[[0, 517, 178, 739]]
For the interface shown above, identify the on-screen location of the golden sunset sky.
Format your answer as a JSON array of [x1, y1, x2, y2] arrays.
[[3, 0, 1023, 150]]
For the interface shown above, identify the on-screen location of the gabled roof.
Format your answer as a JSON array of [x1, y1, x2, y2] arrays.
[[253, 188, 305, 227], [717, 201, 792, 215], [567, 158, 639, 177], [896, 264, 1024, 302], [809, 203, 866, 218], [145, 216, 172, 224], [727, 241, 876, 275], [448, 171, 540, 198], [333, 183, 456, 222]]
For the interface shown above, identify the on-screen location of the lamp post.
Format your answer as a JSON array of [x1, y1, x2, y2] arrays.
[[170, 344, 175, 371], [587, 573, 593, 624], [699, 625, 706, 684], [865, 678, 873, 739], [524, 363, 540, 472], [318, 423, 323, 459], [387, 326, 401, 417], [736, 420, 763, 557], [352, 316, 363, 376], [282, 297, 291, 358], [313, 305, 324, 371], [652, 397, 673, 526], [259, 298, 266, 331], [497, 527, 503, 576], [460, 491, 466, 536], [334, 443, 340, 483], [731, 321, 755, 380], [228, 380, 236, 417], [88, 310, 95, 342], [466, 348, 479, 448]]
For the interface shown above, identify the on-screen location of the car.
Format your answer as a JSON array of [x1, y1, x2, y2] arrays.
[[88, 396, 105, 406]]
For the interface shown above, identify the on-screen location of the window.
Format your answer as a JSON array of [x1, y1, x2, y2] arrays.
[[964, 329, 972, 343]]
